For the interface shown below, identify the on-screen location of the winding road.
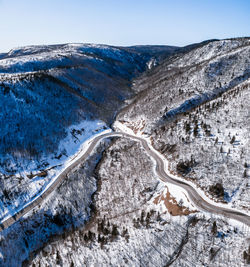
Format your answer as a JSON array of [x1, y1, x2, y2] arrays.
[[0, 131, 249, 231]]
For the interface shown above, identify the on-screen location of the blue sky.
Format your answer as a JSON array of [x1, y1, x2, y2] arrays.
[[0, 0, 249, 52]]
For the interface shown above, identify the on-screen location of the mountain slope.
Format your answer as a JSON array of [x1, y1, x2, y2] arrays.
[[0, 44, 144, 169], [117, 37, 250, 210], [0, 43, 181, 222], [0, 39, 249, 267]]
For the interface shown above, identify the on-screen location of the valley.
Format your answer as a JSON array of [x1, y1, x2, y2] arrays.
[[0, 38, 249, 266]]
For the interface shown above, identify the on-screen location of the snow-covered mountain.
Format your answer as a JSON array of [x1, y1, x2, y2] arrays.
[[0, 39, 249, 266], [117, 37, 250, 210], [0, 43, 180, 225], [0, 43, 147, 170], [0, 43, 180, 172]]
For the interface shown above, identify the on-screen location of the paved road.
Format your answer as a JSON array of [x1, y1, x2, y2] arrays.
[[0, 131, 249, 231]]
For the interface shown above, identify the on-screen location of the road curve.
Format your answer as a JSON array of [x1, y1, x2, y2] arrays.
[[0, 131, 249, 232]]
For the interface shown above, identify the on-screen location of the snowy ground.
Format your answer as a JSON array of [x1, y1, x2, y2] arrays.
[[0, 42, 163, 224], [0, 39, 249, 266], [114, 121, 250, 217], [25, 134, 250, 267], [0, 120, 110, 222], [117, 38, 250, 211]]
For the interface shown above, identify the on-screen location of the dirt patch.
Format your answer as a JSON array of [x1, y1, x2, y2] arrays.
[[153, 187, 197, 216], [27, 165, 61, 179], [124, 120, 145, 135]]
